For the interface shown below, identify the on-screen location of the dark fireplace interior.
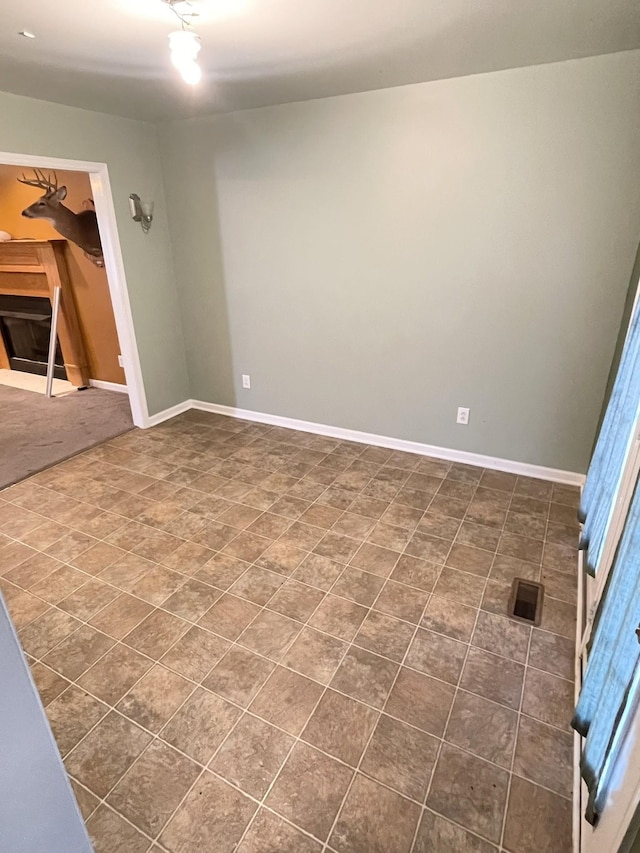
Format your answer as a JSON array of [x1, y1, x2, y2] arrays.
[[0, 295, 67, 380]]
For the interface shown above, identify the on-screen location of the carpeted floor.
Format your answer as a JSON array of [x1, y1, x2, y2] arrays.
[[0, 384, 133, 490]]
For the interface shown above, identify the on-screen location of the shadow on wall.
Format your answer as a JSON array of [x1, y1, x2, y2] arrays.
[[0, 165, 125, 385], [160, 146, 236, 407]]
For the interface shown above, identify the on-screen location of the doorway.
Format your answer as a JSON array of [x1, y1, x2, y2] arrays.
[[0, 152, 147, 487]]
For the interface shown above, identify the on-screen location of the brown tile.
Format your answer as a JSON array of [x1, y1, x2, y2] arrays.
[[504, 510, 547, 541], [480, 470, 517, 493], [331, 646, 398, 708], [308, 594, 368, 641], [528, 629, 574, 680], [30, 565, 88, 603], [390, 554, 440, 591], [86, 805, 150, 853], [58, 579, 120, 621], [78, 643, 154, 704], [267, 579, 325, 620], [300, 503, 343, 528], [192, 520, 238, 550], [490, 553, 539, 584], [498, 531, 543, 564], [541, 567, 577, 604], [293, 552, 344, 589], [246, 511, 292, 540], [266, 742, 353, 841], [18, 608, 81, 658], [332, 567, 385, 606], [522, 668, 573, 731], [225, 531, 273, 563], [480, 579, 512, 618], [382, 502, 424, 530], [128, 565, 186, 605], [161, 625, 230, 681], [211, 714, 294, 798], [414, 809, 499, 853], [278, 520, 325, 550], [250, 666, 323, 735], [540, 596, 576, 639], [203, 646, 275, 706], [163, 578, 221, 621], [161, 687, 241, 763], [471, 610, 530, 663], [217, 503, 263, 529], [515, 477, 553, 500], [303, 689, 378, 766], [196, 553, 249, 589], [237, 808, 322, 853], [361, 714, 439, 800], [2, 586, 48, 629], [108, 740, 200, 838], [445, 690, 517, 768], [405, 532, 451, 564], [229, 566, 285, 604], [281, 626, 347, 683], [367, 520, 412, 550], [313, 531, 360, 564], [433, 567, 485, 607], [30, 662, 69, 706], [427, 743, 508, 844], [510, 495, 549, 518], [330, 773, 420, 853], [406, 628, 467, 684], [456, 521, 501, 552], [89, 593, 153, 640], [256, 540, 307, 575], [437, 478, 475, 501], [5, 552, 61, 589], [349, 542, 399, 575], [446, 544, 494, 577], [239, 609, 302, 660], [503, 776, 572, 853], [46, 686, 108, 756], [98, 552, 153, 590], [542, 542, 577, 574], [116, 664, 193, 732], [162, 540, 215, 574], [198, 593, 260, 640], [71, 541, 123, 574], [66, 711, 152, 798], [42, 624, 115, 680], [375, 579, 428, 623], [386, 668, 455, 736], [354, 610, 415, 662], [332, 511, 376, 539], [422, 595, 477, 642], [124, 609, 189, 659], [461, 648, 524, 710], [465, 496, 507, 529], [513, 715, 573, 797], [70, 778, 100, 821], [160, 770, 256, 853]]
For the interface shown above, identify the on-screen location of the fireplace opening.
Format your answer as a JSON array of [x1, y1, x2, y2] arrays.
[[0, 295, 67, 380]]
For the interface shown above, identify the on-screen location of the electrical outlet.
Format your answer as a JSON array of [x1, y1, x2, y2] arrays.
[[117, 355, 124, 368], [457, 407, 470, 425], [242, 374, 251, 389]]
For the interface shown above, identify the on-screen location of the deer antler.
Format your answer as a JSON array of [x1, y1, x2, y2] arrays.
[[17, 168, 58, 193]]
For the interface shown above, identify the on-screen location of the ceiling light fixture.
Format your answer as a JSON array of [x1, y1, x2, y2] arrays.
[[168, 29, 202, 85], [18, 30, 36, 39], [162, 0, 202, 85]]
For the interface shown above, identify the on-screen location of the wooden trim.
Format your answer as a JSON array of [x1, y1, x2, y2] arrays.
[[0, 240, 89, 387]]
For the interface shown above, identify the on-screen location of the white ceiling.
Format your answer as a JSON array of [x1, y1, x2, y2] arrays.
[[1, 0, 639, 122]]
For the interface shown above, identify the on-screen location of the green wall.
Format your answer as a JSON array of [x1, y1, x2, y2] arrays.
[[0, 91, 190, 416], [158, 50, 640, 473]]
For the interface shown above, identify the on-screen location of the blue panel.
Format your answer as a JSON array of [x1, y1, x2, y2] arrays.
[[0, 595, 93, 853]]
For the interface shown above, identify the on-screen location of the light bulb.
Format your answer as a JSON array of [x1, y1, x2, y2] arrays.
[[180, 60, 201, 85]]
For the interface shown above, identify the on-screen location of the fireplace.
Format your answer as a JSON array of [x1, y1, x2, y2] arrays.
[[0, 295, 67, 380]]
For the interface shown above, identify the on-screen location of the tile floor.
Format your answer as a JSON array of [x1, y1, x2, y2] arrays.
[[0, 411, 579, 853]]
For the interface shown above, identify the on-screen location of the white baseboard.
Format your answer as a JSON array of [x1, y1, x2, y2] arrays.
[[189, 399, 585, 486], [89, 379, 128, 394], [144, 399, 192, 428]]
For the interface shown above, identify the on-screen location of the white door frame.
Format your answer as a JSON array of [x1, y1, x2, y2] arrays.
[[0, 151, 148, 427]]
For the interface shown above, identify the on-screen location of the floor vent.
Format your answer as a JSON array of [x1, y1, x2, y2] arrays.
[[508, 578, 544, 626]]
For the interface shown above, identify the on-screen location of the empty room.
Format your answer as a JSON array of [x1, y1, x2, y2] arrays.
[[0, 2, 639, 853]]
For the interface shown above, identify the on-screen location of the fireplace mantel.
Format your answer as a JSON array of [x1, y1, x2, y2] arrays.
[[0, 240, 89, 387]]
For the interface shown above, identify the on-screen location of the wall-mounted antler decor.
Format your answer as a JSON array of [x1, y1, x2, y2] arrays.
[[18, 169, 104, 267]]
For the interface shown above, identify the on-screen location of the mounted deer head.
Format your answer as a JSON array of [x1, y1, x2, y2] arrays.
[[18, 169, 104, 267]]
